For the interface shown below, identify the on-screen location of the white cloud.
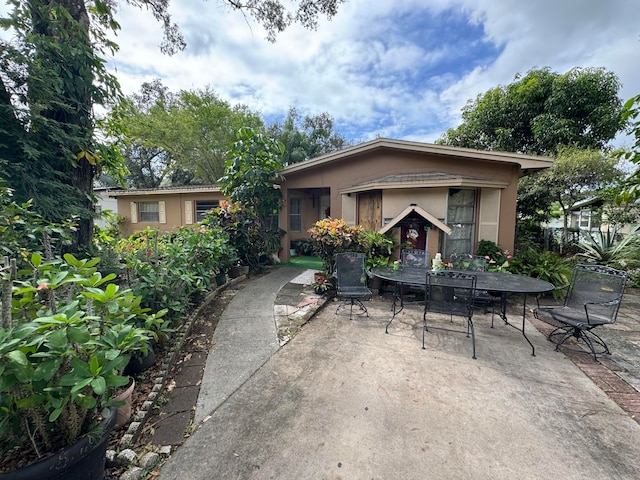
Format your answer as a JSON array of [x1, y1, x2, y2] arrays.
[[2, 0, 639, 146]]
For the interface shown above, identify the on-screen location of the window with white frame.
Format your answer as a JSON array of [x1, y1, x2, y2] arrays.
[[131, 201, 166, 224], [443, 189, 476, 258], [579, 209, 591, 229], [139, 202, 160, 222], [289, 198, 302, 232]]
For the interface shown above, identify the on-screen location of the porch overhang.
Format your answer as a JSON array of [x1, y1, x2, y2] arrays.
[[339, 172, 507, 195], [379, 205, 452, 236]]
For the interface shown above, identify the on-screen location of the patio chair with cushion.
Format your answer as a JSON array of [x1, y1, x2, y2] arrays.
[[335, 252, 373, 320], [534, 264, 628, 360], [423, 270, 478, 359]]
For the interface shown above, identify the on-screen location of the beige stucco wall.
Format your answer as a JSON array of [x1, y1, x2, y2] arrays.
[[278, 149, 523, 263], [116, 192, 226, 236]]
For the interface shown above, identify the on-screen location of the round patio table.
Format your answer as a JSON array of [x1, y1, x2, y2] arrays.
[[372, 266, 555, 356]]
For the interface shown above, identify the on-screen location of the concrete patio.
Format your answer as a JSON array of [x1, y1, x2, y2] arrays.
[[158, 269, 640, 480]]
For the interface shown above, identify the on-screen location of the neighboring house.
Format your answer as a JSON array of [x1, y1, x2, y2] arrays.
[[109, 138, 554, 261], [555, 196, 639, 236], [94, 187, 120, 229], [109, 185, 225, 236]]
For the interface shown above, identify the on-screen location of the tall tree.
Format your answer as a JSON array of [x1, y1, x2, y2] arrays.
[[438, 67, 625, 155], [267, 107, 350, 164], [620, 94, 640, 202], [121, 82, 263, 187], [540, 146, 622, 245], [0, 0, 345, 249]]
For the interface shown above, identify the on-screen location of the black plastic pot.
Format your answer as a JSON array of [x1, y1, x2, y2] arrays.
[[123, 348, 156, 376], [0, 409, 116, 480]]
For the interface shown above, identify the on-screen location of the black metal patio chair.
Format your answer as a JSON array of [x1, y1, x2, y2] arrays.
[[534, 264, 628, 360], [449, 253, 498, 319], [335, 252, 373, 320], [423, 270, 478, 359]]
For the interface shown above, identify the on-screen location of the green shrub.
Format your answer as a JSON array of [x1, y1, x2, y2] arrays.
[[308, 218, 363, 274], [509, 248, 572, 298]]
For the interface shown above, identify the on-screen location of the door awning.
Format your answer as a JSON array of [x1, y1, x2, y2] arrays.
[[379, 205, 452, 235]]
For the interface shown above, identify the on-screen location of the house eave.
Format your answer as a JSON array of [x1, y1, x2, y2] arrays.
[[108, 185, 221, 197], [340, 176, 508, 194], [281, 138, 554, 175]]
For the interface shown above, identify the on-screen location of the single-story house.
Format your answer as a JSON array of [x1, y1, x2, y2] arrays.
[[108, 138, 554, 262], [108, 184, 226, 236]]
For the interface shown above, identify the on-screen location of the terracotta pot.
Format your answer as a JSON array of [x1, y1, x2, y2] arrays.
[[113, 378, 136, 429]]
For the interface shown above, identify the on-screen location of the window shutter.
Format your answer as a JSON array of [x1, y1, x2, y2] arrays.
[[185, 201, 193, 225], [159, 201, 166, 224], [130, 202, 138, 224], [478, 189, 500, 243]]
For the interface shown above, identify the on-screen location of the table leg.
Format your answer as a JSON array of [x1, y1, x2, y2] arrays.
[[492, 293, 535, 356], [385, 282, 405, 333]]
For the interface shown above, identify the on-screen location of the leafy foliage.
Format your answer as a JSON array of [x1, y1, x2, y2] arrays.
[[121, 82, 264, 187], [620, 94, 640, 202], [438, 67, 625, 155], [116, 225, 236, 322], [508, 248, 573, 298], [576, 225, 640, 270], [476, 240, 513, 272], [308, 218, 363, 274], [0, 252, 159, 463], [266, 107, 350, 164]]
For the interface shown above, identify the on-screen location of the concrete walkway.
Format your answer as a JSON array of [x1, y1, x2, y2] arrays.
[[193, 268, 308, 426], [159, 269, 640, 480]]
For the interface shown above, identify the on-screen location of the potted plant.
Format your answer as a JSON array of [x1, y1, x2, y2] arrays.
[[0, 253, 158, 479], [311, 272, 336, 296]]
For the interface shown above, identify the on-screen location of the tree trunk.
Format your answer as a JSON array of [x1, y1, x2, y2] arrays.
[[30, 0, 96, 250]]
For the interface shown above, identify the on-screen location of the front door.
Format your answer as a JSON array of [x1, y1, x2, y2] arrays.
[[358, 191, 382, 231]]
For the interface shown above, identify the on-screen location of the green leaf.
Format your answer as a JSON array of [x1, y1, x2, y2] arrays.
[[34, 359, 61, 382], [70, 377, 93, 394], [68, 325, 91, 343], [76, 394, 97, 409], [89, 355, 101, 376], [48, 327, 68, 348], [31, 252, 42, 267], [7, 350, 29, 366], [91, 376, 106, 395]]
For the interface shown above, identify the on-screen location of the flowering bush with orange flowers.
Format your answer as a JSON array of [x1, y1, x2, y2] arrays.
[[308, 218, 364, 273]]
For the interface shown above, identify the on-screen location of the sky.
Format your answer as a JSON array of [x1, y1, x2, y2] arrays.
[[3, 0, 640, 147]]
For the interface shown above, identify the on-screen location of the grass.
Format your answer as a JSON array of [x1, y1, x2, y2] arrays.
[[278, 255, 323, 270]]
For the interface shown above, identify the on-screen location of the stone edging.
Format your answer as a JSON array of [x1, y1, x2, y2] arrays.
[[107, 274, 248, 477]]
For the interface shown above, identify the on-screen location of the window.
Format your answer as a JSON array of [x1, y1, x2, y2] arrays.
[[131, 201, 165, 224], [290, 198, 302, 232], [139, 202, 160, 222], [579, 209, 591, 229], [195, 200, 219, 222], [444, 189, 476, 258]]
